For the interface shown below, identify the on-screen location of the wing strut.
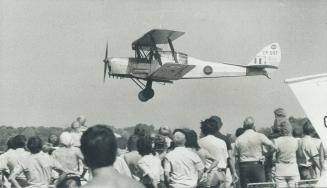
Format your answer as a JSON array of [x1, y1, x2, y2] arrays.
[[168, 38, 179, 64], [149, 34, 163, 66]]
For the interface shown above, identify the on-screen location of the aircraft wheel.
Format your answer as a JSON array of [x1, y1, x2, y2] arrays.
[[144, 88, 154, 99], [138, 91, 148, 102]]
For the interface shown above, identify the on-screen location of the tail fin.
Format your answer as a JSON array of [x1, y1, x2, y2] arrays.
[[246, 43, 281, 72]]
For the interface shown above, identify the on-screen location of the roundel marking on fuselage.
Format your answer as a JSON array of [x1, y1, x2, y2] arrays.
[[203, 65, 213, 75]]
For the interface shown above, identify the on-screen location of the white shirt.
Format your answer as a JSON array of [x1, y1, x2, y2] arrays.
[[164, 147, 204, 188], [198, 135, 228, 168], [274, 136, 299, 177], [298, 135, 319, 167], [70, 131, 82, 147], [235, 129, 273, 162], [113, 156, 132, 178], [12, 152, 63, 188], [138, 154, 163, 185]]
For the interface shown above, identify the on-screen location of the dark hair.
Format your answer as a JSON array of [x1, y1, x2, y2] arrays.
[[56, 174, 81, 188], [127, 135, 139, 151], [303, 120, 315, 135], [27, 137, 43, 154], [137, 136, 152, 156], [6, 137, 15, 150], [235, 128, 245, 137], [48, 134, 59, 147], [12, 135, 27, 149], [154, 134, 167, 152], [81, 125, 117, 169], [200, 118, 218, 136], [185, 129, 200, 150], [210, 116, 223, 130]]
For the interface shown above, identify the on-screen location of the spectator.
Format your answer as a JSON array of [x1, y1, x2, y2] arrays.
[[163, 129, 204, 188], [297, 120, 321, 180], [158, 126, 172, 149], [137, 136, 164, 188], [42, 134, 59, 155], [70, 121, 83, 147], [184, 129, 218, 188], [123, 135, 142, 180], [52, 132, 84, 172], [273, 121, 300, 187], [153, 135, 168, 161], [7, 135, 30, 187], [235, 117, 276, 188], [312, 133, 325, 177], [77, 116, 88, 132], [198, 118, 230, 188], [211, 115, 239, 187], [80, 125, 144, 188], [9, 136, 67, 188]]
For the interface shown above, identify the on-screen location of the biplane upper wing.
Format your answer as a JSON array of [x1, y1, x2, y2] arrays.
[[132, 29, 184, 49], [149, 63, 195, 81]]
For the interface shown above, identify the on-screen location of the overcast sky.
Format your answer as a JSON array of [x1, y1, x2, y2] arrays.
[[0, 0, 326, 134]]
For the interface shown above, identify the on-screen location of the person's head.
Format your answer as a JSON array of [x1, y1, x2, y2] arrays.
[[172, 129, 187, 147], [80, 125, 117, 170], [274, 108, 287, 118], [12, 135, 27, 149], [303, 120, 315, 136], [127, 135, 139, 152], [185, 129, 200, 150], [243, 116, 255, 130], [209, 115, 223, 131], [235, 128, 245, 137], [200, 118, 218, 136], [56, 174, 81, 188], [27, 136, 43, 154], [279, 120, 292, 136], [6, 137, 14, 150], [71, 121, 80, 130], [77, 116, 87, 126], [153, 134, 167, 153], [48, 134, 59, 146], [60, 132, 74, 147], [137, 136, 152, 156], [158, 126, 171, 137]]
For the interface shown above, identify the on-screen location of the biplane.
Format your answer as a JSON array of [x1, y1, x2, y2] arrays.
[[102, 29, 281, 102]]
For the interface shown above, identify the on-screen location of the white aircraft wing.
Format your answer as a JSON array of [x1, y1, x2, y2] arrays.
[[149, 63, 195, 81], [285, 73, 327, 187]]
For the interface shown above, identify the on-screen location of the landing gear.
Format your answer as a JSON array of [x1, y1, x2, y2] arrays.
[[138, 88, 155, 102], [137, 80, 154, 102]]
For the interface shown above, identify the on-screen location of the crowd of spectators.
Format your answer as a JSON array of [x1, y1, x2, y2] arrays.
[[0, 109, 325, 188]]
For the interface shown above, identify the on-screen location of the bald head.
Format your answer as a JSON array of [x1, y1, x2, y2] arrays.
[[243, 116, 255, 130], [173, 130, 186, 147]]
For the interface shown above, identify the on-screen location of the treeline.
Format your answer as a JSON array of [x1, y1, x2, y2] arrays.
[[0, 123, 156, 152]]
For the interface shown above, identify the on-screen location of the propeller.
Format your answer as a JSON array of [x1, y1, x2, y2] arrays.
[[103, 42, 110, 82]]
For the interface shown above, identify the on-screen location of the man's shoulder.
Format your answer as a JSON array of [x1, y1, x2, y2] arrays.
[[83, 175, 144, 188]]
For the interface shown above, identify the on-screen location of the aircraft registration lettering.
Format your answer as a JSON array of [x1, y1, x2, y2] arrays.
[[262, 50, 278, 56]]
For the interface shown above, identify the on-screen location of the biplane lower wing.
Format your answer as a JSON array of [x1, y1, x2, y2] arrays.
[[149, 63, 195, 81]]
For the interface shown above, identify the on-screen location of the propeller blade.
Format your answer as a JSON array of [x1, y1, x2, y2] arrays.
[[105, 41, 108, 59], [103, 61, 108, 82]]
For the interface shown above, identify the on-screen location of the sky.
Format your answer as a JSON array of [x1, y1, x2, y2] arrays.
[[0, 0, 326, 134]]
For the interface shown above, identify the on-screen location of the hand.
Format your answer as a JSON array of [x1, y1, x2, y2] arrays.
[[232, 173, 239, 184]]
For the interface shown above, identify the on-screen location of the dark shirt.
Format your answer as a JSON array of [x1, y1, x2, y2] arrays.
[[215, 132, 232, 151]]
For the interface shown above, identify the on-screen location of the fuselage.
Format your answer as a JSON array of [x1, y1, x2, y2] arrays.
[[109, 50, 253, 81]]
